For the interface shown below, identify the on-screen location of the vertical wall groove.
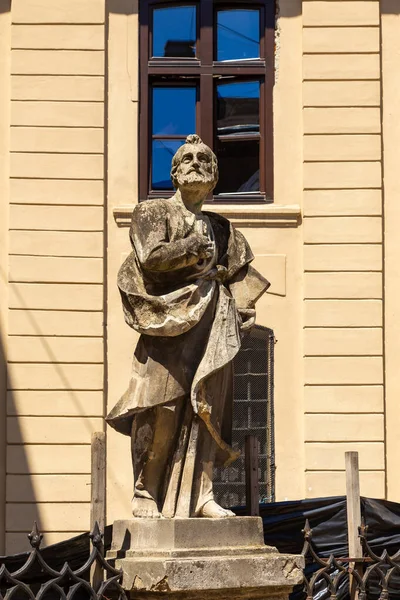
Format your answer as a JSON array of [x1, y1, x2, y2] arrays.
[[0, 0, 12, 555], [381, 0, 400, 502]]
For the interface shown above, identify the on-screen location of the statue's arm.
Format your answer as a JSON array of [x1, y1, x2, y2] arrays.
[[140, 238, 201, 271], [130, 204, 212, 272]]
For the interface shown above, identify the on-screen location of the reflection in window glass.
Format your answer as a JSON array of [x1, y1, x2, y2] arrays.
[[215, 139, 259, 194], [217, 9, 260, 61], [152, 140, 185, 190], [153, 87, 196, 135], [217, 80, 260, 135], [153, 6, 196, 57]]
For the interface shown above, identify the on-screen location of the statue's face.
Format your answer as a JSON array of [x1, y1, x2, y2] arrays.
[[175, 144, 215, 190]]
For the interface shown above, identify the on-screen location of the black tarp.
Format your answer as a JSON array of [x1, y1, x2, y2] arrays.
[[2, 496, 400, 598], [235, 496, 400, 599], [234, 496, 400, 556]]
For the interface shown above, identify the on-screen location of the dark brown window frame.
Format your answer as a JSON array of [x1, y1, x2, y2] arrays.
[[139, 0, 275, 203]]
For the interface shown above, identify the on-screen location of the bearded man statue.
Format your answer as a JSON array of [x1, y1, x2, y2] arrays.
[[106, 134, 270, 519]]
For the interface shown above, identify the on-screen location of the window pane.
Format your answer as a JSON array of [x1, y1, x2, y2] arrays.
[[217, 9, 260, 62], [153, 6, 196, 58], [153, 87, 196, 136], [152, 140, 185, 190], [215, 140, 259, 194], [217, 81, 260, 135]]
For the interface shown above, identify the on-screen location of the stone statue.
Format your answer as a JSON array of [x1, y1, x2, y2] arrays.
[[106, 134, 270, 519]]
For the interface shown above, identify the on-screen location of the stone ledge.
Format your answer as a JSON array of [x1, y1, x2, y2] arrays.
[[114, 553, 304, 598], [113, 204, 302, 228], [110, 517, 267, 555]]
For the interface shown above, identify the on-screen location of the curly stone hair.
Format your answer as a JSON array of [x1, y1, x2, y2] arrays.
[[170, 134, 219, 190]]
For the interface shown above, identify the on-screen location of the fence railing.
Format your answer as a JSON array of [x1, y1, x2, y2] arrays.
[[302, 517, 400, 600], [0, 522, 125, 600], [2, 517, 400, 600]]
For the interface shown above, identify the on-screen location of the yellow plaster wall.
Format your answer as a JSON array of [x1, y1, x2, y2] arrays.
[[302, 0, 385, 499], [381, 1, 400, 502], [4, 0, 106, 554]]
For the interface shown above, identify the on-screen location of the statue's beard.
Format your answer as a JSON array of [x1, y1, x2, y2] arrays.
[[176, 170, 215, 189]]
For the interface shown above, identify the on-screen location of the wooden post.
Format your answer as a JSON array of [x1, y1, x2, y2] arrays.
[[345, 451, 363, 600], [245, 435, 259, 516], [90, 432, 106, 589]]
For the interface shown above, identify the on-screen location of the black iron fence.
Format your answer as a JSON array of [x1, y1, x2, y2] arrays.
[[0, 523, 125, 600], [302, 518, 400, 600], [2, 516, 400, 600]]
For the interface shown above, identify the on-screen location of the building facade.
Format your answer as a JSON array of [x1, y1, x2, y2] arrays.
[[0, 0, 399, 554]]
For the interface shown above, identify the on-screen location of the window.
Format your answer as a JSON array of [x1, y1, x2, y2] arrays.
[[213, 326, 275, 508], [139, 0, 275, 202]]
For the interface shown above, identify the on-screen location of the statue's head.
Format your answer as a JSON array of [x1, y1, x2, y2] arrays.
[[170, 134, 219, 194]]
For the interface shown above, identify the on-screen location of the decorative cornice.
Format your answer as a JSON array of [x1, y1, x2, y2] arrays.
[[113, 204, 302, 228]]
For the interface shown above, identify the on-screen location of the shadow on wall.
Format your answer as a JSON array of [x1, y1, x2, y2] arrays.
[[0, 280, 37, 556], [0, 3, 9, 14], [4, 280, 103, 555], [106, 0, 303, 18], [108, 0, 138, 15], [1, 384, 38, 557], [0, 313, 7, 556], [0, 0, 391, 19], [277, 0, 301, 19], [40, 0, 399, 19], [381, 0, 400, 13]]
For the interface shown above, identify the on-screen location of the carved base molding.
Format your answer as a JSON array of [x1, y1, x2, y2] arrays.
[[107, 517, 304, 600]]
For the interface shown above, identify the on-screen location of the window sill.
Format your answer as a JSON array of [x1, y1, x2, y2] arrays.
[[113, 204, 301, 228], [205, 203, 301, 227]]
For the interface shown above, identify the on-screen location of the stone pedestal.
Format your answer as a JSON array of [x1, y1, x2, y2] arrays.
[[107, 517, 304, 600]]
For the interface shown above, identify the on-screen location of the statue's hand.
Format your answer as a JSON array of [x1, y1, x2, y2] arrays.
[[238, 308, 256, 333], [186, 232, 214, 260]]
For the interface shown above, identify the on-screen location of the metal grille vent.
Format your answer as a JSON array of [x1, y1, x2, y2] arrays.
[[213, 325, 275, 509]]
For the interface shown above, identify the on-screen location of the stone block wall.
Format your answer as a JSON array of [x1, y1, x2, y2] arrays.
[[302, 0, 385, 498], [3, 0, 106, 554]]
